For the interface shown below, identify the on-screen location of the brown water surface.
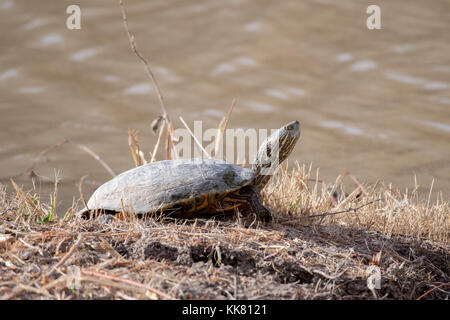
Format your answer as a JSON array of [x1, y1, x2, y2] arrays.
[[1, 0, 449, 211]]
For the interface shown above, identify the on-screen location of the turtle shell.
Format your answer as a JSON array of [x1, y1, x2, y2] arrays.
[[83, 158, 255, 215]]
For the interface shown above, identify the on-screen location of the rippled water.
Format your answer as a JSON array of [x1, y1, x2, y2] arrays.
[[1, 0, 449, 210]]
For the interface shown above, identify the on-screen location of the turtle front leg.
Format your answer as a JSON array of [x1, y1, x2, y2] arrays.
[[228, 185, 273, 222]]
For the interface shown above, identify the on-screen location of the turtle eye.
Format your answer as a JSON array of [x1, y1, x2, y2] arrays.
[[286, 124, 294, 130]]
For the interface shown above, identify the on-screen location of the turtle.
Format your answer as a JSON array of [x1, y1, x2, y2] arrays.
[[77, 120, 300, 222]]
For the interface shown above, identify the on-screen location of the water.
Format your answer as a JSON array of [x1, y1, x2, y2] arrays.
[[0, 0, 449, 212]]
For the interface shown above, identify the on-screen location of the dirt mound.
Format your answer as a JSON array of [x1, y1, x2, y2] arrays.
[[1, 211, 448, 300]]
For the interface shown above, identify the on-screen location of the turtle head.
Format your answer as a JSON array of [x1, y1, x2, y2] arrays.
[[252, 120, 301, 189]]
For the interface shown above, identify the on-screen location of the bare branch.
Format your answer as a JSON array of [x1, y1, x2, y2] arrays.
[[119, 0, 176, 159]]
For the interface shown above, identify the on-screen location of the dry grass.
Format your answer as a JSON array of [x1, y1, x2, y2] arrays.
[[266, 164, 449, 245], [1, 0, 448, 301], [0, 166, 448, 300]]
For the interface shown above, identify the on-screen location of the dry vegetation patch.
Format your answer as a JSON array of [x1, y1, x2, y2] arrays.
[[1, 166, 448, 300], [3, 0, 448, 301]]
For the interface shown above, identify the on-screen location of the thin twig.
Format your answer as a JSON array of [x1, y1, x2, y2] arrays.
[[119, 0, 167, 122], [151, 120, 166, 163], [127, 129, 142, 167], [348, 173, 368, 196], [0, 286, 24, 300], [307, 199, 382, 219], [416, 282, 449, 300], [214, 98, 236, 157], [179, 116, 211, 159], [18, 239, 43, 256], [78, 175, 88, 209], [119, 0, 175, 159], [10, 179, 46, 217], [326, 169, 349, 203], [49, 233, 84, 274], [0, 208, 17, 216], [80, 269, 176, 300], [77, 144, 116, 177], [312, 268, 347, 280], [26, 139, 69, 175]]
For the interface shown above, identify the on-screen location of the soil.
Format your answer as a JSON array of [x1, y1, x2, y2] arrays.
[[0, 212, 448, 300]]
